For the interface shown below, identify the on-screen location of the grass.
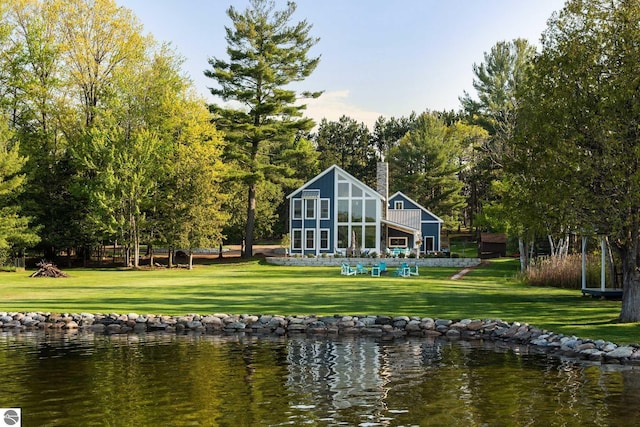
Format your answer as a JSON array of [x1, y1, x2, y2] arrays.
[[1, 258, 638, 344], [448, 239, 477, 257]]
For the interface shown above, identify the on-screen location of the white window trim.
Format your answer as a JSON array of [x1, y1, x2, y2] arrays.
[[305, 229, 315, 250], [292, 199, 302, 220], [394, 201, 404, 210], [320, 229, 330, 250], [292, 229, 302, 250], [305, 199, 316, 220], [320, 199, 330, 220]]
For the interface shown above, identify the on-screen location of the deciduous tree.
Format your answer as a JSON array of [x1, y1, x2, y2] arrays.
[[0, 117, 39, 261], [513, 0, 640, 321]]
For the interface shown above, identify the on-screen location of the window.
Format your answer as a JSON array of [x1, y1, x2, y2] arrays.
[[320, 229, 329, 250], [338, 182, 349, 197], [293, 199, 302, 219], [320, 199, 330, 219], [305, 199, 315, 219], [292, 229, 302, 249], [337, 225, 348, 248], [337, 200, 349, 222], [365, 226, 376, 248], [305, 229, 315, 249], [394, 201, 404, 210], [365, 199, 376, 222], [352, 185, 362, 197], [351, 199, 362, 222]]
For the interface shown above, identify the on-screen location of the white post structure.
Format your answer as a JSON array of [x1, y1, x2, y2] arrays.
[[601, 236, 606, 292], [581, 236, 587, 291]]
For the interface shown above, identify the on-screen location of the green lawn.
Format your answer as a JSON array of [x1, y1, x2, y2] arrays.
[[1, 258, 638, 344]]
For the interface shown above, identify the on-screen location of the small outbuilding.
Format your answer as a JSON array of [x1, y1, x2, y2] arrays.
[[478, 233, 507, 259]]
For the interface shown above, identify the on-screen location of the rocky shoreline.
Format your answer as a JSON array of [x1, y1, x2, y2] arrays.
[[1, 311, 639, 365]]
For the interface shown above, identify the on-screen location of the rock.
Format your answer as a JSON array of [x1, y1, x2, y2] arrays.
[[186, 321, 203, 329], [406, 320, 422, 333], [606, 346, 634, 359], [467, 320, 485, 331], [445, 329, 461, 338], [225, 321, 246, 330]]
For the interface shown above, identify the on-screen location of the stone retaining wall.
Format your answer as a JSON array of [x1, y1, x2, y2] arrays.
[[266, 256, 481, 268], [1, 311, 639, 365]]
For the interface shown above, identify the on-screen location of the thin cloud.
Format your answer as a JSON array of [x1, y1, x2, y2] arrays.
[[301, 90, 383, 130]]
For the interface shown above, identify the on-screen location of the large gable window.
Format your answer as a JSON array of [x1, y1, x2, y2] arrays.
[[365, 199, 376, 222], [336, 173, 380, 252]]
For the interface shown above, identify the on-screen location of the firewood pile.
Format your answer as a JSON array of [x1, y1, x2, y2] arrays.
[[30, 261, 69, 278]]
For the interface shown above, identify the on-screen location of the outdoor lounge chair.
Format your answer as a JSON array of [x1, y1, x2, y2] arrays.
[[341, 263, 356, 276], [408, 263, 419, 276], [393, 262, 411, 277], [379, 261, 387, 273], [356, 263, 369, 274]]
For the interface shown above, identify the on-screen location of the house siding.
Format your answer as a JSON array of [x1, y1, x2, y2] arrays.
[[289, 169, 337, 255], [388, 192, 443, 253]]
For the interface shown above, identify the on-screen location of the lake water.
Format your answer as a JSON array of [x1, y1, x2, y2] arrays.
[[0, 331, 639, 426]]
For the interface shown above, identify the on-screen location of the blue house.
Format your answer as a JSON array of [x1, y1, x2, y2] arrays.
[[387, 191, 443, 253], [287, 163, 443, 256]]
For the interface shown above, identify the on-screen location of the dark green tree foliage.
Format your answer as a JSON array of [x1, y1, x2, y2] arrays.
[[387, 113, 465, 225], [513, 0, 640, 322], [314, 115, 376, 185], [460, 39, 536, 232], [371, 113, 417, 157], [205, 0, 320, 257]]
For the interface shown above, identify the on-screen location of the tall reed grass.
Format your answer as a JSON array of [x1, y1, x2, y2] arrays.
[[525, 254, 605, 289]]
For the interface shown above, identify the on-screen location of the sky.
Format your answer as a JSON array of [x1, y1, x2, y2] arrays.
[[116, 0, 566, 129]]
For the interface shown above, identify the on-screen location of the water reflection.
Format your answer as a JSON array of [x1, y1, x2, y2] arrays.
[[0, 331, 639, 426]]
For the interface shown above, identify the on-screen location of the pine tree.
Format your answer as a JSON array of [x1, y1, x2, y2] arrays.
[[205, 0, 320, 257]]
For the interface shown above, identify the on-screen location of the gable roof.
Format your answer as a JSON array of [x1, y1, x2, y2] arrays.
[[287, 164, 384, 200], [389, 191, 444, 223]]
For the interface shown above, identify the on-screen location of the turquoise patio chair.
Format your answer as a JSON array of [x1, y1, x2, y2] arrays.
[[356, 263, 369, 274], [393, 262, 410, 277], [341, 263, 356, 276], [408, 263, 419, 276], [379, 261, 387, 273]]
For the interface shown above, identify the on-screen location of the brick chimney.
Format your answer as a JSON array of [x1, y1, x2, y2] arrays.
[[377, 162, 388, 220]]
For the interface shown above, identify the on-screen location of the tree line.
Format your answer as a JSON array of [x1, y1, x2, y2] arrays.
[[3, 0, 640, 321]]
